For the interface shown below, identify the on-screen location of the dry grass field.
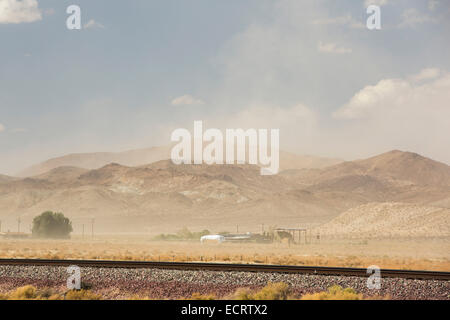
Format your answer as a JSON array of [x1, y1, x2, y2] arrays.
[[0, 236, 448, 271]]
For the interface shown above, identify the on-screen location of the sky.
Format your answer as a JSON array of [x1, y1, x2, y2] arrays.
[[0, 0, 449, 175]]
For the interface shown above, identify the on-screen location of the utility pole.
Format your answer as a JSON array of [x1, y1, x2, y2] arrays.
[[261, 223, 264, 234], [18, 217, 21, 233], [236, 225, 239, 233], [82, 224, 85, 240], [91, 218, 95, 239]]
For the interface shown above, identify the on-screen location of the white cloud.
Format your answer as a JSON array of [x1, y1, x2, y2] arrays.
[[398, 8, 437, 28], [333, 78, 410, 119], [0, 124, 5, 132], [0, 0, 42, 24], [410, 68, 440, 82], [171, 94, 205, 106], [331, 69, 450, 162], [334, 69, 450, 120], [318, 42, 352, 54], [84, 19, 105, 29]]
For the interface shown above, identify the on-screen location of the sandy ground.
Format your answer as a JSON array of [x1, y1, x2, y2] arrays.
[[0, 236, 449, 271]]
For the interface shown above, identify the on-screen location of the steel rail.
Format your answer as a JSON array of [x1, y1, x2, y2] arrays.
[[0, 258, 449, 280]]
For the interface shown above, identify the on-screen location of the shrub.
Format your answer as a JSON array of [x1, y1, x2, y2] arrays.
[[0, 286, 102, 300], [36, 287, 56, 299], [9, 285, 38, 300], [301, 285, 363, 300], [232, 282, 291, 300], [32, 211, 73, 239], [232, 288, 254, 300], [252, 282, 290, 300]]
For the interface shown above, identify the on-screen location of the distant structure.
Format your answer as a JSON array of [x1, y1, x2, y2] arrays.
[[200, 235, 225, 243], [275, 228, 308, 244], [201, 232, 272, 244], [0, 232, 30, 239]]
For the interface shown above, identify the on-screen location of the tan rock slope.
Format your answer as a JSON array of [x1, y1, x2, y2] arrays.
[[285, 150, 450, 204], [313, 150, 450, 186], [316, 202, 450, 238]]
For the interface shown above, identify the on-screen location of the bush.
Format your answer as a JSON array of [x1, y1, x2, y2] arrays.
[[0, 286, 101, 300], [2, 286, 63, 300], [232, 282, 291, 300], [232, 288, 254, 300], [9, 285, 38, 300], [32, 211, 73, 239], [300, 285, 363, 300]]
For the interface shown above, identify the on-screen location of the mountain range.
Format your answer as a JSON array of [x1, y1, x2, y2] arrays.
[[0, 149, 449, 235]]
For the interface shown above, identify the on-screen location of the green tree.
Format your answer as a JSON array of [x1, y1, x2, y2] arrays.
[[32, 211, 73, 239]]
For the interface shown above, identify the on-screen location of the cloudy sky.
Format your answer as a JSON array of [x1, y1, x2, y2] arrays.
[[0, 0, 449, 174]]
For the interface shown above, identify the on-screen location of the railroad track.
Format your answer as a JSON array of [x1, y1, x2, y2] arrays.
[[0, 258, 449, 280]]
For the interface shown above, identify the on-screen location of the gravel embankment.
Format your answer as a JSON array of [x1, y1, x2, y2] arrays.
[[0, 265, 448, 300]]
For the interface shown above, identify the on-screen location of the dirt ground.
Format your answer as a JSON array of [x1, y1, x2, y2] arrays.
[[0, 235, 449, 271]]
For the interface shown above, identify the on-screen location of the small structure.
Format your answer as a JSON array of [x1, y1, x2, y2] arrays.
[[0, 232, 30, 239], [200, 235, 225, 243], [222, 233, 253, 242], [275, 228, 308, 244]]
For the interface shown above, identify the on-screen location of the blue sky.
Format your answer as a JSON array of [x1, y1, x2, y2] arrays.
[[1, 0, 449, 174]]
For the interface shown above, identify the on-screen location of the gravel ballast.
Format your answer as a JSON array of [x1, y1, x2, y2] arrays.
[[0, 265, 448, 300]]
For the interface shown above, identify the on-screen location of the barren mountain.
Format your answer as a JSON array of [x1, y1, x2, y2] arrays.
[[0, 174, 16, 184], [301, 150, 450, 186], [1, 150, 449, 234], [18, 146, 172, 177], [278, 151, 341, 170], [282, 150, 450, 205], [18, 147, 342, 177], [3, 161, 337, 232], [315, 202, 450, 238], [34, 167, 89, 184]]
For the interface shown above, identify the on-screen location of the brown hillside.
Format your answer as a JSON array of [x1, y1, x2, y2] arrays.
[[315, 202, 450, 238], [314, 150, 450, 186]]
